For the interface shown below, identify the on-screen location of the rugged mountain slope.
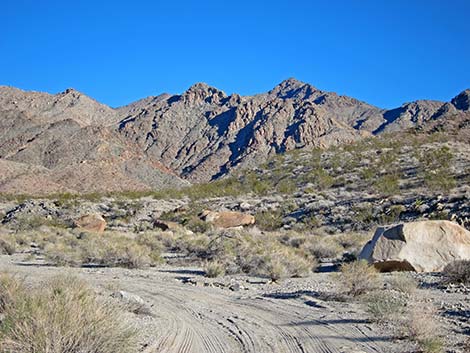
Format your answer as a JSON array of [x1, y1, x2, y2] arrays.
[[118, 79, 469, 182], [0, 80, 468, 194], [118, 79, 379, 181], [0, 88, 187, 194], [0, 86, 120, 126]]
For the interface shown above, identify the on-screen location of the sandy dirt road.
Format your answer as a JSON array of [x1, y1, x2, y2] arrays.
[[0, 256, 399, 353]]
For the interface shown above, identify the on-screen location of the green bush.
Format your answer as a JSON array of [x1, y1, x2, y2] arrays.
[[255, 209, 284, 231], [374, 174, 400, 195]]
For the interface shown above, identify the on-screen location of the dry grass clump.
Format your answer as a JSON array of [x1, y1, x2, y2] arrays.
[[355, 270, 444, 353], [303, 237, 343, 260], [0, 274, 136, 353], [363, 290, 407, 324], [362, 289, 444, 353], [442, 260, 470, 285], [387, 272, 418, 294], [335, 232, 370, 256], [0, 235, 16, 255], [204, 261, 225, 278], [337, 260, 382, 296], [200, 230, 316, 281], [44, 231, 160, 269], [407, 304, 444, 353]]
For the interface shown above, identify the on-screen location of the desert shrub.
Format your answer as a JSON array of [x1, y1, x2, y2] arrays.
[[374, 174, 400, 195], [363, 290, 407, 324], [275, 178, 297, 194], [360, 167, 376, 181], [407, 304, 444, 353], [136, 232, 163, 263], [176, 233, 211, 257], [204, 261, 225, 278], [83, 239, 152, 269], [442, 260, 470, 285], [44, 242, 82, 266], [417, 338, 444, 353], [387, 273, 418, 294], [44, 232, 157, 269], [300, 213, 320, 229], [308, 167, 335, 190], [418, 146, 456, 193], [238, 240, 314, 281], [335, 232, 369, 255], [337, 260, 381, 296], [0, 235, 16, 255], [351, 206, 375, 226], [0, 274, 136, 353], [304, 237, 343, 260], [0, 273, 23, 312], [201, 230, 315, 280], [12, 215, 69, 231], [424, 170, 456, 192], [278, 232, 306, 248], [255, 209, 284, 231], [184, 216, 212, 234], [379, 204, 405, 224]]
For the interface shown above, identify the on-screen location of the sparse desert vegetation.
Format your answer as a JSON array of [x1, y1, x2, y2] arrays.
[[0, 125, 468, 352], [0, 274, 136, 353]]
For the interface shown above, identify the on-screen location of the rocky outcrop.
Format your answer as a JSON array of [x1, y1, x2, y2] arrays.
[[200, 210, 255, 229], [359, 221, 470, 272], [74, 214, 107, 233], [451, 89, 470, 111]]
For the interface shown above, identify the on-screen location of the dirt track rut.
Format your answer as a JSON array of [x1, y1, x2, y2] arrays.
[[0, 257, 396, 353]]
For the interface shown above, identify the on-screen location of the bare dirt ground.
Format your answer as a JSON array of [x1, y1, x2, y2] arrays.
[[0, 254, 414, 353]]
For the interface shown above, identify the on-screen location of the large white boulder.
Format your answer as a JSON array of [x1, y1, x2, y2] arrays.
[[359, 220, 470, 272]]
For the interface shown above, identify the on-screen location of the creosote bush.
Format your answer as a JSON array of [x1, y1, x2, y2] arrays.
[[363, 290, 407, 324], [0, 274, 136, 353], [442, 260, 470, 285], [201, 230, 316, 281], [204, 261, 225, 278], [387, 272, 418, 294], [337, 260, 381, 296]]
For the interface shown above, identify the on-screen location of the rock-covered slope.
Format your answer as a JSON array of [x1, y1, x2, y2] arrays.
[[0, 88, 188, 194], [117, 79, 470, 182], [0, 80, 468, 194]]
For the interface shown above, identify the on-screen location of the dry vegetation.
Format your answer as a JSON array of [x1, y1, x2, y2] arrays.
[[0, 274, 136, 353], [337, 261, 445, 353], [0, 223, 373, 281]]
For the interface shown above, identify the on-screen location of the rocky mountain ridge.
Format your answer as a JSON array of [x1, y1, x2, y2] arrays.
[[0, 80, 468, 194]]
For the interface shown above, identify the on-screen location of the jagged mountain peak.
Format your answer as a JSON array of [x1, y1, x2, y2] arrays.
[[451, 89, 470, 111], [182, 82, 227, 104], [2, 81, 469, 194], [277, 77, 306, 88], [269, 78, 320, 100]]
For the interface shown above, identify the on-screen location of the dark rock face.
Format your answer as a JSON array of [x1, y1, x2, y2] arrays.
[[451, 90, 470, 111], [0, 81, 468, 194]]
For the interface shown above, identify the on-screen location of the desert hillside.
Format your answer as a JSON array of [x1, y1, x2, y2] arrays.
[[0, 81, 468, 194]]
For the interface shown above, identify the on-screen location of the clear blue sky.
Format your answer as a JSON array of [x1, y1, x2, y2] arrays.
[[1, 0, 469, 108]]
